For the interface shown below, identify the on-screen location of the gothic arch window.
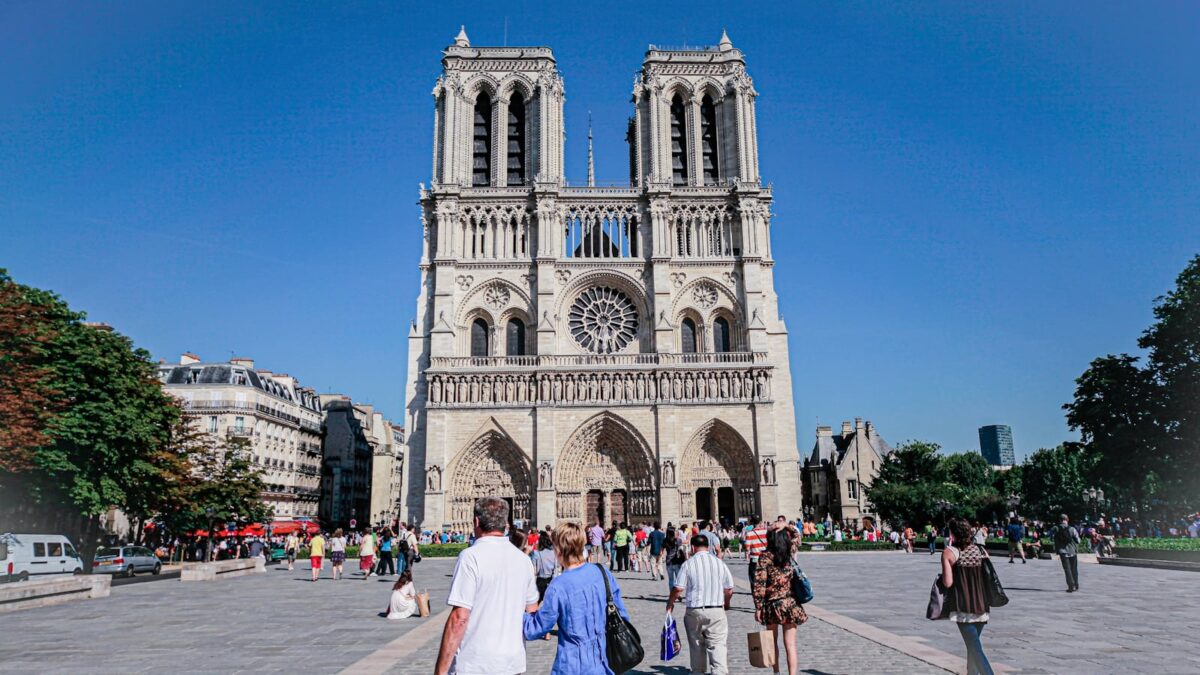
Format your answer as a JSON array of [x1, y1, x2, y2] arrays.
[[506, 318, 526, 356], [472, 93, 493, 187], [670, 94, 689, 186], [700, 95, 720, 185], [507, 93, 526, 186], [470, 318, 490, 357], [712, 316, 731, 353], [681, 317, 698, 354]]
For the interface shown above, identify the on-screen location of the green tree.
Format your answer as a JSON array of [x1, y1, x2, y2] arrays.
[[936, 452, 993, 491], [180, 436, 272, 557], [1020, 444, 1094, 520]]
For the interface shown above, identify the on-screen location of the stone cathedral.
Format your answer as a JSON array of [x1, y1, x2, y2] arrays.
[[401, 28, 801, 532]]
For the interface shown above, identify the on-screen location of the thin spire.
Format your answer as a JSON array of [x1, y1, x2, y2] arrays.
[[454, 25, 470, 48], [718, 28, 732, 51], [587, 112, 595, 188]]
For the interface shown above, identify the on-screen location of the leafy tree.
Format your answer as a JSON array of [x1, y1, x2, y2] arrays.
[[179, 436, 272, 557], [875, 440, 942, 484], [1020, 444, 1095, 520], [0, 270, 64, 472], [936, 452, 993, 491]]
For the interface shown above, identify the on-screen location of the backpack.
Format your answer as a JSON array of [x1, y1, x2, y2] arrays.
[[1054, 525, 1073, 551], [397, 536, 410, 554]]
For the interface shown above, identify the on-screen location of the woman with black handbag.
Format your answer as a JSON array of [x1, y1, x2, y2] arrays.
[[524, 522, 642, 674], [941, 518, 995, 675]]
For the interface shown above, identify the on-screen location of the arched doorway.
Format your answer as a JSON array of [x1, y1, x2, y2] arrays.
[[679, 420, 758, 526], [447, 429, 532, 531], [556, 412, 657, 526]]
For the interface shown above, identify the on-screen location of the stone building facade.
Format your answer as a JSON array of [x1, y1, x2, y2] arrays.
[[158, 354, 324, 520], [401, 29, 801, 531], [801, 419, 892, 528], [318, 396, 404, 529]]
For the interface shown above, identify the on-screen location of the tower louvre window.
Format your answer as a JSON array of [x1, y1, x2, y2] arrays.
[[507, 93, 526, 186], [681, 318, 698, 353], [670, 95, 689, 186], [472, 94, 493, 186], [713, 316, 731, 352], [700, 95, 720, 185], [470, 318, 490, 357], [506, 318, 526, 356]]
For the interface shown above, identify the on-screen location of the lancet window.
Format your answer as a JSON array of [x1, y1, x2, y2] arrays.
[[681, 318, 698, 354], [470, 318, 490, 357], [700, 95, 720, 185], [507, 93, 526, 186], [472, 94, 493, 187], [506, 319, 527, 356], [670, 95, 689, 186], [713, 317, 731, 353]]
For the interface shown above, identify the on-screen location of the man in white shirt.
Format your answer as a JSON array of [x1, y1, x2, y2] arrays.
[[435, 497, 538, 675], [666, 535, 734, 675]]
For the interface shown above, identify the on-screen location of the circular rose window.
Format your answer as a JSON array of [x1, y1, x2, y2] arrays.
[[568, 286, 639, 354]]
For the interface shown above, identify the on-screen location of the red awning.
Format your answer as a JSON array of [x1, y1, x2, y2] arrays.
[[269, 521, 319, 535]]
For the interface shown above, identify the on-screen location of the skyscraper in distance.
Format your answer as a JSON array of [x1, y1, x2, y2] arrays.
[[978, 425, 1015, 466]]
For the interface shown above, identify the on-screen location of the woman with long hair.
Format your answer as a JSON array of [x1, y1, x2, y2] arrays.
[[329, 528, 347, 581], [751, 528, 807, 675], [524, 522, 632, 674], [663, 523, 686, 593], [942, 517, 994, 674], [385, 570, 417, 619]]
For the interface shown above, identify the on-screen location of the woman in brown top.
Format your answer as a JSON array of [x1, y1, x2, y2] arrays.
[[941, 517, 994, 675], [752, 526, 808, 675]]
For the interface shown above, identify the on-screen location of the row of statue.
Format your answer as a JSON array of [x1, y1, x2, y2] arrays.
[[426, 368, 772, 407]]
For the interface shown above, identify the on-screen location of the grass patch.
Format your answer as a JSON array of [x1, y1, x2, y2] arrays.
[[1114, 538, 1200, 551]]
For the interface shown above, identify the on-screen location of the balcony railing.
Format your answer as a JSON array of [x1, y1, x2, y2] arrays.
[[226, 427, 253, 438], [429, 352, 766, 370]]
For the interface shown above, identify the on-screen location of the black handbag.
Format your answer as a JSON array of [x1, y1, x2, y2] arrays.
[[978, 545, 1009, 607], [595, 563, 644, 673], [926, 574, 952, 620]]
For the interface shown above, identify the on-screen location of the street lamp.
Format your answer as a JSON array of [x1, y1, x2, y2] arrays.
[[1007, 493, 1021, 519], [1083, 488, 1105, 522], [204, 507, 215, 562]]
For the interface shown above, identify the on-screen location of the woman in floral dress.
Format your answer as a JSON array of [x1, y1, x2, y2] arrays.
[[752, 528, 808, 675]]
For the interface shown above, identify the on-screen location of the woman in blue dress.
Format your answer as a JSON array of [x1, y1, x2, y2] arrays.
[[524, 521, 632, 675]]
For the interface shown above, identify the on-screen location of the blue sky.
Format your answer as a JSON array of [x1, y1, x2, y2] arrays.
[[2, 2, 1197, 459]]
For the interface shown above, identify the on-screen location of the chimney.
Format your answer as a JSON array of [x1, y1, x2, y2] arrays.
[[816, 425, 833, 438], [865, 421, 874, 436], [855, 417, 864, 431], [230, 357, 255, 369], [180, 353, 201, 365], [841, 421, 853, 436]]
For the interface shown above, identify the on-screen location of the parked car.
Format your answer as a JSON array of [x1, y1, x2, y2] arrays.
[[0, 533, 86, 582], [92, 545, 161, 577], [268, 544, 287, 562]]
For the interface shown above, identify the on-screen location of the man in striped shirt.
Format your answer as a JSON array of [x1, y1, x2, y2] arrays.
[[666, 535, 734, 675], [743, 516, 768, 583]]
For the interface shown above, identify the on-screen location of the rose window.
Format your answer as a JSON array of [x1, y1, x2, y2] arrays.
[[568, 286, 639, 354]]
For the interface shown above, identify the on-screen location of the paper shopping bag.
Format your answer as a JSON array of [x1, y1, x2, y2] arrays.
[[747, 630, 776, 668], [417, 590, 431, 618], [660, 612, 682, 661]]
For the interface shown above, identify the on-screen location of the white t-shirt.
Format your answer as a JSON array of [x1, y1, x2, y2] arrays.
[[330, 536, 346, 552], [446, 535, 539, 675]]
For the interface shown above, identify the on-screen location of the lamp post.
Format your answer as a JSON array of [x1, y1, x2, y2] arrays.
[[1007, 493, 1021, 520], [204, 507, 215, 562], [1083, 488, 1104, 522]]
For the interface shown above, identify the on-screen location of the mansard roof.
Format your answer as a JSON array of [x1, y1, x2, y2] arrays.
[[158, 360, 321, 412]]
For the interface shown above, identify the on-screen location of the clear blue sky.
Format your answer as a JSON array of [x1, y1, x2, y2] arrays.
[[3, 2, 1197, 459]]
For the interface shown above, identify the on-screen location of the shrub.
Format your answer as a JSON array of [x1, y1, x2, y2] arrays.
[[1114, 538, 1200, 552], [420, 543, 469, 557]]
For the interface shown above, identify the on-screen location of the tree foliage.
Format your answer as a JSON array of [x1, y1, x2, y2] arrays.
[[0, 270, 65, 472], [1065, 254, 1200, 512], [1020, 444, 1094, 520], [867, 441, 1002, 529]]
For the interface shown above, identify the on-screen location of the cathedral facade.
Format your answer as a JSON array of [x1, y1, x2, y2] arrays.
[[401, 28, 801, 532]]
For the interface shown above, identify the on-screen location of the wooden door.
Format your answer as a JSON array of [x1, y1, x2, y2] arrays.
[[610, 490, 627, 526]]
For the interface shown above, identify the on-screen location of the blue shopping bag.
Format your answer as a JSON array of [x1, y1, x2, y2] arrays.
[[661, 612, 682, 661]]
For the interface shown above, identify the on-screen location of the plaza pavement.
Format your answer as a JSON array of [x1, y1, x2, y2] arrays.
[[0, 549, 1194, 674]]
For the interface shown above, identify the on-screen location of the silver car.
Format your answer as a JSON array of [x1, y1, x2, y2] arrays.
[[92, 546, 161, 577]]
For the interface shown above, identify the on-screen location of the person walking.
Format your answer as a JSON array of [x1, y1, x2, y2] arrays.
[[309, 531, 326, 582], [751, 528, 808, 675], [329, 528, 347, 581], [377, 530, 396, 576], [664, 524, 687, 593], [359, 529, 377, 579], [400, 523, 419, 574], [942, 518, 995, 675], [744, 517, 768, 584], [613, 522, 633, 573], [434, 497, 539, 675], [523, 522, 634, 674], [386, 570, 418, 619], [927, 524, 938, 555], [533, 534, 558, 603], [648, 522, 666, 580], [1006, 517, 1027, 564], [285, 532, 300, 571], [587, 521, 605, 564], [667, 534, 734, 675], [1054, 515, 1081, 592]]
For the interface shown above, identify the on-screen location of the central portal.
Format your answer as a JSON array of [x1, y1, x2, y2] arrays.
[[556, 412, 658, 526]]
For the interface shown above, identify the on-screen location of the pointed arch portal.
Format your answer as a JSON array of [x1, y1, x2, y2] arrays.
[[555, 412, 657, 526], [447, 428, 532, 531], [679, 420, 759, 525]]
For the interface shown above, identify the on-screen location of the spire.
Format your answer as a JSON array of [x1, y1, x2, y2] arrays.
[[454, 25, 470, 48], [718, 29, 732, 52], [587, 112, 595, 188]]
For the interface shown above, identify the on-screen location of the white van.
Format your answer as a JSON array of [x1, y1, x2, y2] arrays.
[[0, 533, 86, 582]]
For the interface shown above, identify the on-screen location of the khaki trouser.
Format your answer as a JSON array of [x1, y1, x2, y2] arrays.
[[683, 607, 728, 675]]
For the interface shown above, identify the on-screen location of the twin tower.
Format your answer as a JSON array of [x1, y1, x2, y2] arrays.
[[401, 28, 801, 532]]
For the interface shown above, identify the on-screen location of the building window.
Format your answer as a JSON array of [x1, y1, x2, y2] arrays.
[[472, 93, 493, 186], [681, 318, 698, 353], [506, 92, 526, 186], [670, 94, 689, 186], [470, 318, 490, 357], [234, 416, 245, 431], [847, 480, 858, 500], [712, 316, 731, 353], [207, 416, 218, 433], [700, 95, 720, 185], [505, 318, 526, 356]]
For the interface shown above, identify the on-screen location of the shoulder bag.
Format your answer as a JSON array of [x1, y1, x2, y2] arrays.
[[977, 545, 1009, 607], [595, 563, 644, 673], [926, 574, 952, 620], [789, 556, 814, 605]]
